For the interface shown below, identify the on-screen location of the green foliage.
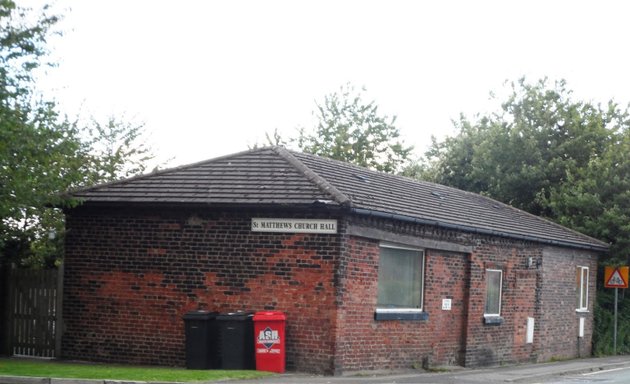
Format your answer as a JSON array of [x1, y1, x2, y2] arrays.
[[0, 0, 60, 100], [0, 1, 154, 268], [257, 85, 412, 173], [79, 117, 154, 184], [593, 289, 630, 355], [297, 83, 413, 173], [421, 78, 619, 216], [541, 126, 630, 263], [419, 78, 630, 262]]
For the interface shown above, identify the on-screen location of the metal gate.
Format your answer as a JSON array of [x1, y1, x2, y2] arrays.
[[4, 265, 63, 358]]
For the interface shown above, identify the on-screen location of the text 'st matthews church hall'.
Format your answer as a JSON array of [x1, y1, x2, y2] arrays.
[[62, 146, 608, 374]]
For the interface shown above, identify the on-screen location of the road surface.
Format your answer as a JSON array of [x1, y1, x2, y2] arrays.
[[544, 365, 630, 383]]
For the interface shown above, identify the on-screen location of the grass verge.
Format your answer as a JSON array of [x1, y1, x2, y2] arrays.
[[0, 358, 272, 382]]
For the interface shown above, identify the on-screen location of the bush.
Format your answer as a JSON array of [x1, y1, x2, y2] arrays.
[[593, 287, 630, 355]]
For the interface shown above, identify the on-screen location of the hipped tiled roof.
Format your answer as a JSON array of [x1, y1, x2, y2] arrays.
[[70, 147, 609, 251]]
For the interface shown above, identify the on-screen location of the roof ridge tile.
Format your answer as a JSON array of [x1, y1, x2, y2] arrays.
[[271, 146, 351, 207]]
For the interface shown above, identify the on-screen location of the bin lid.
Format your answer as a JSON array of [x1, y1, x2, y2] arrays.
[[183, 310, 218, 320], [216, 311, 254, 321], [253, 311, 286, 321]]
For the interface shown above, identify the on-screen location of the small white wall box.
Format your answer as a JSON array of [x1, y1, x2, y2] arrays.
[[442, 298, 452, 311], [526, 317, 535, 344], [579, 317, 585, 338]]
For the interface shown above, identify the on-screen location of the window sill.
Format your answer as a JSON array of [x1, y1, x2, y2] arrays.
[[374, 311, 429, 321], [576, 309, 590, 314], [483, 316, 503, 325]]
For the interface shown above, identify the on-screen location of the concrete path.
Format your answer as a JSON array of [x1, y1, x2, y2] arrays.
[[1, 356, 629, 384], [227, 355, 630, 384]]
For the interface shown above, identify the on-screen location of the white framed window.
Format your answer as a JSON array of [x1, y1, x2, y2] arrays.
[[484, 269, 502, 317], [376, 243, 424, 313], [576, 266, 589, 311]]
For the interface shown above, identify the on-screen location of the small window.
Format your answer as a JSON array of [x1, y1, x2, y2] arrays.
[[484, 269, 502, 317], [577, 266, 589, 311], [376, 244, 424, 313]]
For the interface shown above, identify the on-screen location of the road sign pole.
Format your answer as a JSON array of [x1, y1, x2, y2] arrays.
[[614, 287, 618, 355], [604, 266, 628, 355]]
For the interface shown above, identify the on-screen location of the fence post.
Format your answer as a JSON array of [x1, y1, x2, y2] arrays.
[[0, 263, 7, 356], [0, 263, 15, 356], [55, 263, 64, 358]]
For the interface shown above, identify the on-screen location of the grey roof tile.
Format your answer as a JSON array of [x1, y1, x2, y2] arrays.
[[70, 146, 608, 251]]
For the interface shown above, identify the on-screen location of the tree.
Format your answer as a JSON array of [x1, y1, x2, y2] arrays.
[[79, 117, 154, 184], [421, 78, 618, 216], [541, 123, 630, 262], [0, 1, 154, 267], [0, 0, 60, 101], [297, 84, 413, 173]]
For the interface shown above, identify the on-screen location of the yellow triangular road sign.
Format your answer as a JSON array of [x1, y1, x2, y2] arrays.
[[605, 267, 629, 288]]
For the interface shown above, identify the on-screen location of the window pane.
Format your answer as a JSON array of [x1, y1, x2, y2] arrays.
[[485, 270, 502, 315], [581, 268, 588, 309], [576, 267, 589, 310], [377, 247, 423, 309], [576, 267, 582, 309]]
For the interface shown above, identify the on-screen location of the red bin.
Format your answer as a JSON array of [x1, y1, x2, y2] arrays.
[[253, 311, 286, 373]]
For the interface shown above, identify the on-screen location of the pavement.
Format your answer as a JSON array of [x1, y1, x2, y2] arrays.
[[1, 356, 630, 384]]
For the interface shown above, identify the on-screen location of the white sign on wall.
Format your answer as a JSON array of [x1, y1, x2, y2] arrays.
[[527, 317, 535, 344], [251, 218, 338, 234], [442, 298, 452, 311]]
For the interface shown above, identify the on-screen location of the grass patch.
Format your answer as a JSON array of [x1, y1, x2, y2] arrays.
[[0, 358, 272, 382]]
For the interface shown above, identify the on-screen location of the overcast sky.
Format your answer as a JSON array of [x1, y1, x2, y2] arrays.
[[32, 0, 630, 168]]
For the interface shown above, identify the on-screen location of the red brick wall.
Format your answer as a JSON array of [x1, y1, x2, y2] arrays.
[[538, 247, 598, 361], [63, 207, 340, 373], [424, 249, 469, 366], [333, 226, 549, 371], [464, 242, 542, 366], [333, 238, 469, 372], [63, 206, 599, 374]]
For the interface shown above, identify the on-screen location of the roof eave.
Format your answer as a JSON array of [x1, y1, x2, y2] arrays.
[[350, 207, 609, 253], [66, 197, 609, 253]]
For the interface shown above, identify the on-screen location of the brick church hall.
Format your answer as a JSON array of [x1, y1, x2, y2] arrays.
[[61, 147, 607, 374]]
